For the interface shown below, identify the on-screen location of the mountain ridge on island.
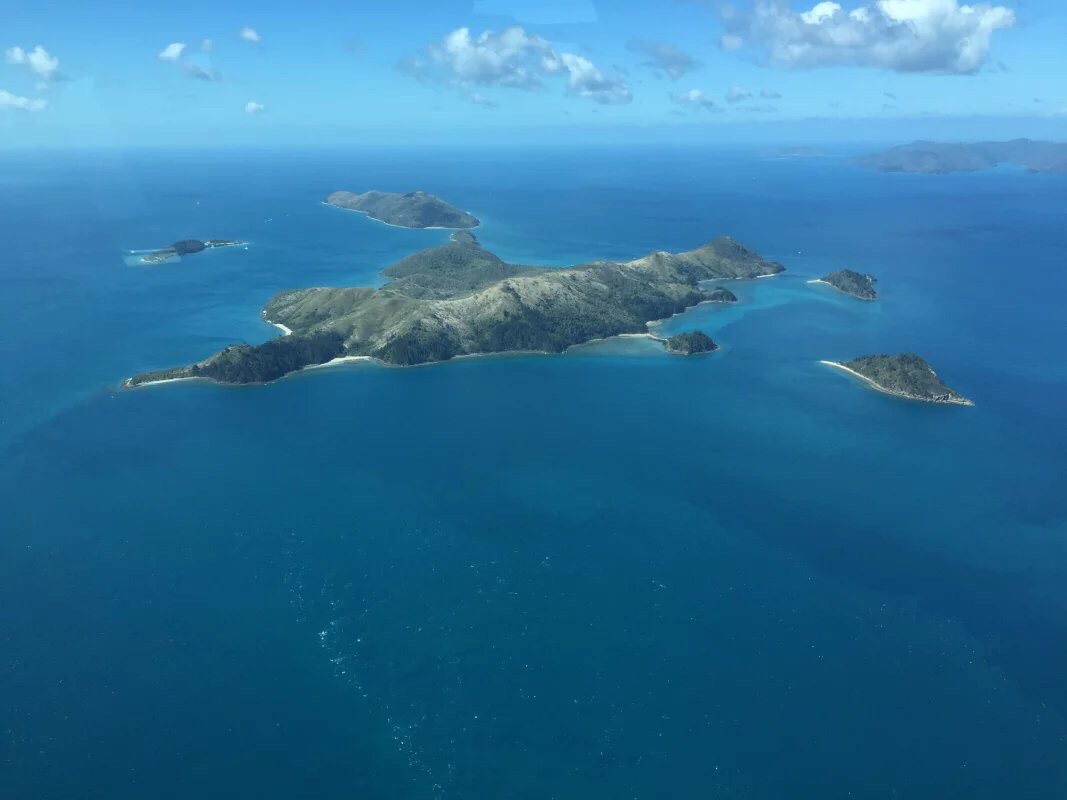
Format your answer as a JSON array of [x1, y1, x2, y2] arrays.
[[126, 232, 783, 386], [858, 139, 1067, 175], [325, 190, 480, 229], [822, 354, 972, 406]]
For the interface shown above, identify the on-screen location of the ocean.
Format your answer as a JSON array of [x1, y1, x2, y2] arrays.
[[1, 146, 1065, 799]]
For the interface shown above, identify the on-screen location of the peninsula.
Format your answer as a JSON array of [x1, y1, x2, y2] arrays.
[[126, 232, 783, 386], [325, 190, 480, 229], [810, 269, 878, 300], [858, 139, 1067, 175], [664, 331, 717, 355], [822, 354, 973, 406]]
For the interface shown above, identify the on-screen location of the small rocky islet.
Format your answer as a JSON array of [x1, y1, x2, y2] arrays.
[[664, 331, 718, 355]]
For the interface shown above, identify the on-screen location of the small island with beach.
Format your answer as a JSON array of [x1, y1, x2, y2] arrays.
[[126, 231, 782, 386], [325, 190, 480, 229], [810, 269, 878, 300], [822, 354, 972, 406]]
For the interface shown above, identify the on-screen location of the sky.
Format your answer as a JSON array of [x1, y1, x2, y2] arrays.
[[2, 0, 1066, 147]]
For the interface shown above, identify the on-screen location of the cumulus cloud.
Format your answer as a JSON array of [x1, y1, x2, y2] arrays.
[[158, 42, 186, 61], [555, 52, 632, 104], [245, 101, 265, 113], [239, 27, 262, 44], [726, 85, 752, 103], [6, 45, 61, 80], [158, 42, 221, 81], [413, 26, 631, 104], [627, 38, 699, 79], [760, 88, 782, 98], [720, 0, 1015, 74], [0, 88, 47, 111], [672, 88, 723, 112]]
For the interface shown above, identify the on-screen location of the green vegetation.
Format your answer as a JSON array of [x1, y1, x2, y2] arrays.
[[858, 139, 1067, 174], [704, 286, 738, 303], [325, 190, 480, 229], [818, 269, 878, 300], [829, 354, 973, 405], [127, 332, 345, 387], [128, 233, 783, 385], [664, 331, 718, 355]]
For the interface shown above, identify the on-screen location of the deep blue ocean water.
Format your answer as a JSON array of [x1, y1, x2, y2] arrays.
[[1, 146, 1065, 799]]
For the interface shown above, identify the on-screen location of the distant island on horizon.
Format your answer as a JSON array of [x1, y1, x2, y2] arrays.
[[822, 354, 972, 406], [858, 139, 1067, 175], [126, 230, 782, 387], [325, 190, 480, 229], [810, 269, 878, 300]]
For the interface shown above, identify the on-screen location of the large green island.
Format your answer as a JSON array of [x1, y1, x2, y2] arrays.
[[325, 190, 480, 229], [822, 354, 973, 406], [126, 232, 783, 386]]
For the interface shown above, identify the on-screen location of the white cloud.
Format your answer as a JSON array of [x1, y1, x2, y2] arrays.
[[672, 88, 722, 112], [760, 88, 782, 98], [158, 42, 221, 81], [627, 38, 699, 79], [158, 42, 186, 61], [201, 39, 214, 53], [245, 101, 265, 114], [721, 0, 1015, 74], [239, 27, 262, 44], [420, 26, 631, 105], [5, 45, 61, 80], [720, 34, 744, 50], [726, 85, 752, 103], [0, 89, 47, 111], [556, 52, 632, 104]]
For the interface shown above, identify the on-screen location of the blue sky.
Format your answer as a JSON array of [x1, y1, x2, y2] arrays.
[[2, 0, 1066, 147]]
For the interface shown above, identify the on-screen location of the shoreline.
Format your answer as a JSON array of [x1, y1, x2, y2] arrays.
[[820, 360, 973, 406]]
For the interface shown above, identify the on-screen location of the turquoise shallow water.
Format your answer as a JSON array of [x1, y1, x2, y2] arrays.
[[1, 147, 1066, 798]]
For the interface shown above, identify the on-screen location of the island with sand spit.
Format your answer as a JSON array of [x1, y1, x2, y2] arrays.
[[137, 239, 245, 265], [809, 269, 878, 300], [821, 354, 973, 406], [125, 231, 782, 386], [325, 190, 480, 229]]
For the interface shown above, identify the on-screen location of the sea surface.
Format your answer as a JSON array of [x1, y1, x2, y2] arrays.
[[1, 146, 1065, 799]]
